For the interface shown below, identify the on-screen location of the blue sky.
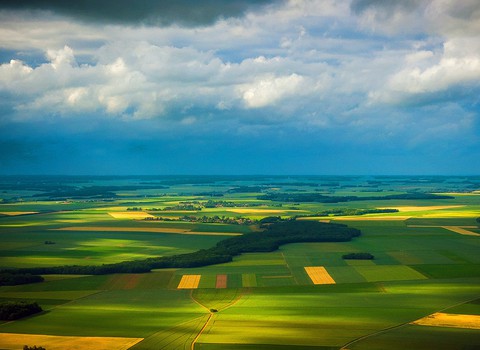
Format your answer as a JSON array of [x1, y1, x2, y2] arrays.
[[0, 0, 479, 175]]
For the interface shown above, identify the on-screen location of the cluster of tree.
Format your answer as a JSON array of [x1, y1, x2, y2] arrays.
[[297, 208, 399, 217], [259, 192, 453, 203], [342, 253, 374, 260], [173, 215, 255, 225], [144, 216, 176, 221], [127, 207, 143, 211], [0, 273, 44, 286], [2, 220, 360, 276], [258, 216, 284, 224], [202, 200, 262, 208], [0, 301, 42, 321], [24, 346, 46, 350], [162, 203, 202, 211], [44, 240, 55, 245]]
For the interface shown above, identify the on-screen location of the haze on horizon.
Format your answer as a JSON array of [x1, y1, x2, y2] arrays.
[[0, 0, 479, 175]]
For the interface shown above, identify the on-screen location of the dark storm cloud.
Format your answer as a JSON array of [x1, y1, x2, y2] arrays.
[[0, 0, 275, 26]]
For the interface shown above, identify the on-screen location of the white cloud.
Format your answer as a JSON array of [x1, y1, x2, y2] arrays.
[[0, 0, 478, 148], [369, 38, 480, 104], [240, 73, 305, 108]]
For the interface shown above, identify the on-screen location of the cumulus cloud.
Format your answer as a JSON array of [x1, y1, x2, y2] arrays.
[[0, 0, 478, 163], [369, 37, 480, 105], [240, 73, 305, 108]]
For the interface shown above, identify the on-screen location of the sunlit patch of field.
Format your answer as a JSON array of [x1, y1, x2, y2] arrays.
[[52, 226, 242, 236], [442, 226, 480, 236], [178, 275, 201, 289], [304, 266, 335, 285], [0, 333, 143, 350], [0, 211, 38, 216], [108, 211, 154, 219], [411, 312, 480, 330], [379, 205, 464, 212]]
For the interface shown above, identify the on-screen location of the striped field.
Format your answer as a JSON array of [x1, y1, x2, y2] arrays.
[[242, 273, 257, 287], [304, 266, 336, 285], [108, 212, 155, 219], [177, 275, 201, 289], [216, 274, 227, 289]]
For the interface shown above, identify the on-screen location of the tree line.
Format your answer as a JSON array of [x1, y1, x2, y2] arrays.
[[0, 301, 42, 321], [1, 220, 360, 276], [0, 273, 43, 286]]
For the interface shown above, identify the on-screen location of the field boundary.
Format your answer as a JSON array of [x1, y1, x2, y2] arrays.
[[407, 225, 480, 236], [304, 266, 335, 285], [411, 312, 480, 330], [178, 275, 201, 289], [0, 333, 143, 350], [340, 295, 480, 350]]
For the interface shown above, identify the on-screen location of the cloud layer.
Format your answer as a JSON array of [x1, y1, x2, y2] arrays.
[[0, 0, 479, 174]]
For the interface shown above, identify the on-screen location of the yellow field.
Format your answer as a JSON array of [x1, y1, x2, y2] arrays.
[[52, 226, 241, 236], [177, 275, 201, 289], [411, 313, 480, 330], [379, 205, 464, 212], [0, 333, 143, 350], [0, 211, 38, 216], [108, 211, 154, 219], [304, 266, 335, 285], [442, 226, 480, 236]]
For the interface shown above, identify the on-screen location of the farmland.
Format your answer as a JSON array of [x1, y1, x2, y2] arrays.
[[0, 175, 479, 349]]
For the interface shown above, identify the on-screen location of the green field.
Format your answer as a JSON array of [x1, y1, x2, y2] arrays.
[[0, 175, 479, 349]]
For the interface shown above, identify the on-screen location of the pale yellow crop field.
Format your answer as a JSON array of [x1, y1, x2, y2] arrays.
[[0, 333, 143, 350], [108, 211, 154, 219], [304, 266, 335, 285], [177, 275, 201, 289], [442, 226, 480, 236], [379, 205, 464, 212], [411, 313, 480, 330]]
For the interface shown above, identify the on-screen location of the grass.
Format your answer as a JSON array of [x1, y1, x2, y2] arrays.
[[0, 176, 479, 349], [353, 265, 427, 282]]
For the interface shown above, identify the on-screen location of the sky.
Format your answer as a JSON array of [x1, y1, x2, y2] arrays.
[[0, 0, 479, 175]]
